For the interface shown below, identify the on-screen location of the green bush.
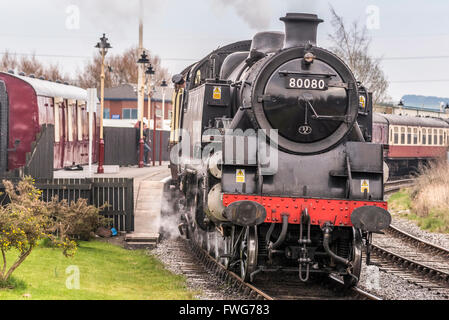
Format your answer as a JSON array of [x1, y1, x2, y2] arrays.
[[47, 198, 111, 241]]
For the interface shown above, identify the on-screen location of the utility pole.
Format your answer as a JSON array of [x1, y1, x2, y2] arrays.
[[137, 0, 147, 168]]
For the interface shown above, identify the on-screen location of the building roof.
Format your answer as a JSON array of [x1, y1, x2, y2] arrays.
[[375, 113, 449, 128], [104, 83, 174, 102], [402, 94, 449, 111]]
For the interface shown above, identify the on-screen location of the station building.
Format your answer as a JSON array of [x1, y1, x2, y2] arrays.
[[102, 84, 174, 130], [374, 94, 449, 119]]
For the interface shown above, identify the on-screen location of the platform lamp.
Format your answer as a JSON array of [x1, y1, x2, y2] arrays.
[[145, 64, 155, 129], [160, 80, 168, 166], [145, 64, 156, 166], [398, 99, 404, 116], [137, 51, 150, 168], [95, 33, 112, 174]]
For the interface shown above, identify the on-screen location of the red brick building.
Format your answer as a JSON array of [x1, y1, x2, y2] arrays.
[[103, 84, 173, 129]]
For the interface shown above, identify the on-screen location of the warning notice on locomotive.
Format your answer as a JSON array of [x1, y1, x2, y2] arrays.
[[361, 179, 370, 193], [213, 86, 222, 100], [236, 169, 245, 183]]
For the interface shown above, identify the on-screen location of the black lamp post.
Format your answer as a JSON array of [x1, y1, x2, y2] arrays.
[[137, 51, 150, 168]]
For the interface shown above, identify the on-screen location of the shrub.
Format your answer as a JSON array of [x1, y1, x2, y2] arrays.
[[0, 177, 76, 284], [47, 198, 111, 241]]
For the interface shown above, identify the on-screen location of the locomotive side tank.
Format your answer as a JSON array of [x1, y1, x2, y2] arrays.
[[169, 13, 391, 286]]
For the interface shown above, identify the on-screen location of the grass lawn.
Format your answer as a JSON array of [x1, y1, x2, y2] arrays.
[[388, 189, 449, 233], [0, 240, 196, 300]]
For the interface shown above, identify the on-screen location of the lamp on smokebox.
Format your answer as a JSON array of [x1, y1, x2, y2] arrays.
[[95, 33, 112, 174]]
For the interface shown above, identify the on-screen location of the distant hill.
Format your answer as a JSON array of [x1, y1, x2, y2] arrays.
[[402, 95, 449, 110]]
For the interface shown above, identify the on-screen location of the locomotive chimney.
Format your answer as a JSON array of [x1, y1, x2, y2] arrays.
[[280, 13, 323, 49]]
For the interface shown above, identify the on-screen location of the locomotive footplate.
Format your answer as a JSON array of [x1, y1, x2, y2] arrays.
[[222, 194, 388, 227]]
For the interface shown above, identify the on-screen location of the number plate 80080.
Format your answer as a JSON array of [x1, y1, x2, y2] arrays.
[[285, 77, 328, 90]]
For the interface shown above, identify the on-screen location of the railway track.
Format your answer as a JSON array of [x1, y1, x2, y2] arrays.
[[384, 179, 415, 195], [370, 224, 449, 297], [189, 238, 381, 300], [157, 177, 449, 300]]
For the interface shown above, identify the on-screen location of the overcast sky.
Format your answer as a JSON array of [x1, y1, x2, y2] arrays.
[[1, 0, 449, 102]]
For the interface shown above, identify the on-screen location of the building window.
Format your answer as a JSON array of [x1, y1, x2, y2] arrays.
[[123, 108, 138, 119], [104, 108, 110, 119]]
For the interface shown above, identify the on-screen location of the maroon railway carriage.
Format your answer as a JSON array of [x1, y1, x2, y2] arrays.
[[0, 71, 98, 176], [373, 113, 449, 176]]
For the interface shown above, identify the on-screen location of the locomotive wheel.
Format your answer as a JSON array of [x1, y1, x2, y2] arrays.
[[344, 228, 363, 287], [240, 226, 258, 282]]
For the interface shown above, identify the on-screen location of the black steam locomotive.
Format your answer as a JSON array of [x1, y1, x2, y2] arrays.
[[168, 13, 391, 286]]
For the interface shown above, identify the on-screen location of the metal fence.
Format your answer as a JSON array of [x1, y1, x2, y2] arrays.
[[1, 177, 134, 232], [104, 127, 170, 166]]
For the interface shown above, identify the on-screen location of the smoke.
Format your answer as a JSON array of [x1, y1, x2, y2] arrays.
[[285, 0, 322, 13], [63, 0, 161, 31], [212, 0, 272, 30]]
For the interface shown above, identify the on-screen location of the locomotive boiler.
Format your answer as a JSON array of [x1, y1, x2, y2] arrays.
[[168, 13, 391, 286]]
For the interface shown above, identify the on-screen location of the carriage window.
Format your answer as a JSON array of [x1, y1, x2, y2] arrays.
[[83, 106, 89, 140], [439, 129, 443, 145], [422, 129, 427, 145], [71, 102, 77, 142], [413, 128, 418, 145], [400, 127, 406, 145], [407, 127, 412, 144], [77, 102, 83, 141], [433, 128, 438, 145], [54, 101, 60, 143], [393, 127, 399, 145], [428, 129, 432, 145]]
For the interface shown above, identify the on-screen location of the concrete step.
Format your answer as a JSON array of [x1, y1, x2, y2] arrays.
[[125, 233, 160, 243], [124, 241, 157, 250]]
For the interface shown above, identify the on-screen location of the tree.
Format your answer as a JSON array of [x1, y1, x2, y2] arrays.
[[328, 7, 389, 104], [0, 50, 69, 82], [0, 51, 18, 72], [76, 46, 170, 89], [0, 178, 76, 285]]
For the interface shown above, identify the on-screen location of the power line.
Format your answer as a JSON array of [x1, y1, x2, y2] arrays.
[[3, 50, 449, 62], [382, 55, 449, 61], [390, 79, 449, 83]]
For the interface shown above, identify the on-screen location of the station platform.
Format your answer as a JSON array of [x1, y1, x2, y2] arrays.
[[54, 163, 171, 248]]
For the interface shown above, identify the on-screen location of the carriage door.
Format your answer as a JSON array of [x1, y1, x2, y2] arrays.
[[53, 97, 63, 169], [0, 81, 8, 173]]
